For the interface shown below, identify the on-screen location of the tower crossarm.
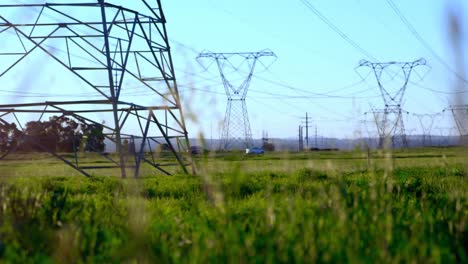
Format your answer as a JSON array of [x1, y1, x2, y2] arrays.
[[413, 113, 440, 135], [196, 50, 276, 99], [357, 59, 427, 106]]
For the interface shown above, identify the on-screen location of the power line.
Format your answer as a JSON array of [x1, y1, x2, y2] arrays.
[[178, 85, 225, 96], [5, 24, 457, 104], [299, 0, 377, 61], [251, 75, 379, 99], [170, 38, 411, 101], [171, 38, 383, 100], [385, 0, 468, 84], [414, 83, 468, 95], [249, 96, 300, 117], [297, 0, 467, 95]]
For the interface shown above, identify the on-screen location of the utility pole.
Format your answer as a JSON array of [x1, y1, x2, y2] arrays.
[[315, 125, 318, 149], [262, 130, 269, 146], [298, 125, 304, 151], [210, 121, 213, 150], [300, 112, 313, 149]]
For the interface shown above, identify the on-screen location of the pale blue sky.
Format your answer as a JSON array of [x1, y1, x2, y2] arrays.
[[163, 0, 467, 139], [1, 0, 467, 140]]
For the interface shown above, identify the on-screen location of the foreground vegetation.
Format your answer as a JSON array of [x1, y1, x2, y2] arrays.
[[0, 148, 467, 263]]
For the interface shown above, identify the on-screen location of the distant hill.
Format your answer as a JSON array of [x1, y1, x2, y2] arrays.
[[102, 135, 463, 152]]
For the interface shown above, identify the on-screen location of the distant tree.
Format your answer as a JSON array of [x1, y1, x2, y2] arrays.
[[121, 139, 135, 154], [19, 116, 80, 152], [122, 139, 129, 153], [54, 116, 82, 152], [51, 116, 80, 152], [82, 123, 105, 152], [22, 120, 52, 152], [0, 116, 105, 152], [157, 143, 172, 152], [0, 123, 20, 153], [1, 117, 106, 153], [262, 142, 275, 152]]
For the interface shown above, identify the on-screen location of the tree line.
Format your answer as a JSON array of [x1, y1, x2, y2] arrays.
[[0, 116, 105, 153]]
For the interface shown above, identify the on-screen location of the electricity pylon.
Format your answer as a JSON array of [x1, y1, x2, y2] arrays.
[[0, 1, 192, 177], [357, 59, 428, 148], [443, 105, 468, 145], [365, 107, 409, 148], [413, 113, 440, 146], [197, 50, 276, 150], [360, 119, 380, 148], [444, 105, 468, 136], [434, 126, 459, 146]]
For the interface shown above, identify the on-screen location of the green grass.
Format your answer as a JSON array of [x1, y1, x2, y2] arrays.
[[0, 147, 467, 263]]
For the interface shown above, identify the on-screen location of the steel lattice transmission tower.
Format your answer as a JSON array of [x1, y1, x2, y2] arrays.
[[0, 1, 192, 177], [413, 113, 440, 146], [357, 59, 428, 148], [197, 50, 276, 150], [444, 105, 468, 136], [365, 107, 409, 148], [443, 105, 468, 145]]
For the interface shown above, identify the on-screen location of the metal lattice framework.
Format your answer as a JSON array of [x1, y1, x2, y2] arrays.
[[196, 50, 276, 150], [0, 1, 192, 177], [444, 105, 468, 136], [365, 107, 409, 148], [434, 126, 460, 146], [413, 113, 440, 146], [360, 119, 379, 148], [357, 59, 428, 148]]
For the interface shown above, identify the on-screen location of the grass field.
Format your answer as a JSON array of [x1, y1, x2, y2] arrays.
[[0, 147, 467, 263]]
